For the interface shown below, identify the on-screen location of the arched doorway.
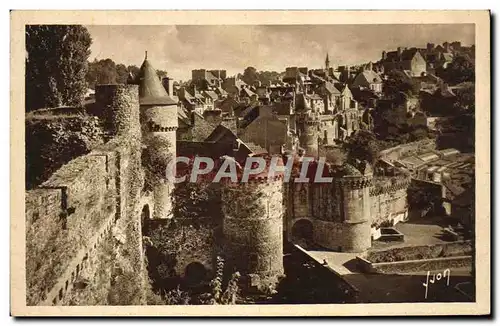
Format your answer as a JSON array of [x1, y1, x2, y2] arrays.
[[141, 205, 150, 235], [184, 262, 207, 286], [291, 219, 314, 248]]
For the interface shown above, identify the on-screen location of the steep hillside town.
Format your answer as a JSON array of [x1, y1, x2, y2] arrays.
[[24, 24, 476, 307]]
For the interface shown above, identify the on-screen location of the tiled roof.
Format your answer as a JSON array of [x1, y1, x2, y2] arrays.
[[216, 86, 227, 96], [204, 90, 219, 100], [306, 93, 323, 101], [205, 71, 218, 81], [241, 141, 268, 155], [323, 81, 342, 95], [242, 87, 256, 97], [137, 56, 177, 106], [361, 70, 383, 84], [383, 48, 421, 62], [205, 124, 237, 143]]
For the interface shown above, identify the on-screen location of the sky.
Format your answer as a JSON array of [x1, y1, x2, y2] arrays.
[[86, 24, 475, 82]]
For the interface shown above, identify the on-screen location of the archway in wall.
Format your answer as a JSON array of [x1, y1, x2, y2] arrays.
[[291, 219, 314, 249], [184, 262, 207, 286], [141, 205, 151, 236]]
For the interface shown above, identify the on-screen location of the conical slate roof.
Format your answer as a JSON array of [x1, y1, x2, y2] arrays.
[[137, 53, 177, 106]]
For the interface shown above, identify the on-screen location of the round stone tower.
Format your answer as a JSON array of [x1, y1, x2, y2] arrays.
[[95, 84, 140, 138], [220, 156, 285, 291], [337, 162, 373, 252], [134, 53, 178, 219]]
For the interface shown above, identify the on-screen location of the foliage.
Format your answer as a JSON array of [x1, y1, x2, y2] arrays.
[[322, 146, 347, 166], [205, 256, 240, 305], [86, 58, 167, 89], [154, 256, 241, 305], [25, 115, 104, 189], [383, 70, 419, 99], [172, 182, 222, 222], [407, 183, 437, 209], [453, 82, 475, 113], [141, 137, 173, 189], [86, 58, 119, 86], [439, 55, 475, 85], [343, 130, 383, 165], [26, 25, 92, 111], [240, 66, 283, 86], [242, 66, 258, 86]]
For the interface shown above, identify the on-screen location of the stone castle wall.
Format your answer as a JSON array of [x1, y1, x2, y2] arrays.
[[370, 176, 411, 227], [26, 85, 150, 306], [286, 174, 411, 252]]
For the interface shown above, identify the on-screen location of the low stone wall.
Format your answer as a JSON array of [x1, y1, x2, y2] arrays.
[[378, 138, 436, 162], [356, 255, 472, 274], [366, 241, 472, 263]]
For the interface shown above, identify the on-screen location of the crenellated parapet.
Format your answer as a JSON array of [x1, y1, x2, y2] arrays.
[[336, 176, 373, 190], [369, 176, 412, 197]]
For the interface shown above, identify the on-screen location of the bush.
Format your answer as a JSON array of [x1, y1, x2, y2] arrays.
[[25, 114, 104, 189]]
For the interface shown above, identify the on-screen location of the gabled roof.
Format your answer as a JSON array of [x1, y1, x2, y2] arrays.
[[340, 84, 353, 98], [205, 124, 237, 143], [241, 141, 268, 155], [204, 90, 219, 100], [323, 81, 342, 95], [183, 89, 196, 104], [242, 87, 256, 97], [239, 104, 259, 119], [177, 106, 191, 126], [205, 71, 219, 81], [306, 93, 323, 101], [194, 91, 204, 100], [216, 86, 228, 96], [137, 55, 177, 106], [353, 70, 383, 87], [383, 48, 422, 63]]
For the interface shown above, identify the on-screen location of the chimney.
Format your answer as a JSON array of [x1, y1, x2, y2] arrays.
[[443, 42, 450, 52], [397, 47, 402, 58], [162, 77, 174, 96], [427, 43, 435, 52], [203, 109, 222, 125], [382, 51, 387, 60]]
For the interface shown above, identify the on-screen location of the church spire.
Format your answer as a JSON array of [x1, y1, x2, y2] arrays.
[[325, 53, 330, 71]]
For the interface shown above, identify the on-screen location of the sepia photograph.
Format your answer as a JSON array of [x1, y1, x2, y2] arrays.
[[10, 10, 490, 316]]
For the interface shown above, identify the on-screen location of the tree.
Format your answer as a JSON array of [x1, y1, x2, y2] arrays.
[[26, 25, 92, 111], [242, 66, 258, 86], [442, 55, 475, 85], [86, 58, 118, 87], [383, 70, 419, 99], [453, 82, 475, 113], [343, 130, 383, 165], [115, 63, 130, 84], [156, 69, 168, 80]]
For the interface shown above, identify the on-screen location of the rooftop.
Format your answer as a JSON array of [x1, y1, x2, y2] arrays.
[[136, 53, 177, 106]]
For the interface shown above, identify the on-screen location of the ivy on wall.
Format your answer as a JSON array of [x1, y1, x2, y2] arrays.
[[25, 114, 104, 189]]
